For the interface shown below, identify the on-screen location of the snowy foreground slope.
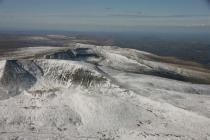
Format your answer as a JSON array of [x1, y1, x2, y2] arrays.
[[0, 43, 210, 140]]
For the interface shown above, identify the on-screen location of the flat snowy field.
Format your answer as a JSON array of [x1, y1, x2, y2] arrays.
[[0, 43, 210, 140]]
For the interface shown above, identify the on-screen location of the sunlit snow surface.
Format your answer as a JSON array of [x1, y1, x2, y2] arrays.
[[0, 43, 210, 140]]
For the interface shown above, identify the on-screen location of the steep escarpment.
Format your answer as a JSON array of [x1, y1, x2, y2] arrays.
[[34, 59, 107, 87], [0, 60, 37, 96], [45, 48, 100, 61], [0, 59, 108, 95]]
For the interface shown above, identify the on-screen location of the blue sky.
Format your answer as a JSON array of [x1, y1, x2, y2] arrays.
[[0, 0, 210, 31]]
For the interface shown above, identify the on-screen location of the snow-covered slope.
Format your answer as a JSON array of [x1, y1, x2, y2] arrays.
[[81, 43, 210, 84], [0, 43, 210, 140]]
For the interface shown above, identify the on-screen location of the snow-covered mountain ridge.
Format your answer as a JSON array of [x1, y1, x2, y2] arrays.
[[0, 43, 210, 140]]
